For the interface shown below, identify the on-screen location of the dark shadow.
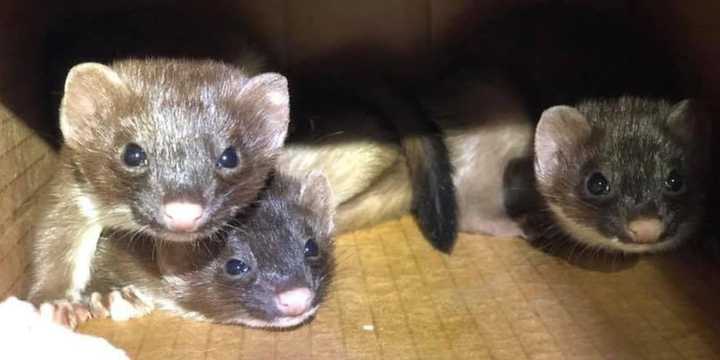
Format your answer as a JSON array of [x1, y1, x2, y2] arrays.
[[41, 1, 277, 148], [0, 3, 56, 148], [436, 1, 692, 120]]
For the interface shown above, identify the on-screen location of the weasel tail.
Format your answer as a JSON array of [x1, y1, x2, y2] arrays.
[[363, 84, 458, 252], [285, 72, 458, 252]]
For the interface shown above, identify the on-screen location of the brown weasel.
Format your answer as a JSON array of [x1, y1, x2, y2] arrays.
[[312, 76, 709, 257], [84, 171, 335, 329], [26, 58, 290, 315], [524, 97, 709, 254]]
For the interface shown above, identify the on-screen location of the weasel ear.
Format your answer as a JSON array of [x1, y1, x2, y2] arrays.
[[299, 171, 335, 235], [60, 63, 131, 147], [666, 99, 704, 142], [534, 105, 592, 182], [234, 72, 290, 152]]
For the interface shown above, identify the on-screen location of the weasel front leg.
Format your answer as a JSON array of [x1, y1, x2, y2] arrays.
[[27, 188, 104, 304]]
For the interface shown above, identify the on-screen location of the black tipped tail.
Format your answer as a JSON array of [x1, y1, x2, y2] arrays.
[[291, 71, 459, 251], [402, 134, 458, 252], [367, 85, 459, 253]]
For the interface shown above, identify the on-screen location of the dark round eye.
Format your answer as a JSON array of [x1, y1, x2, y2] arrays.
[[122, 143, 147, 167], [216, 147, 239, 169], [665, 170, 685, 193], [586, 172, 610, 196], [225, 258, 250, 276], [304, 239, 319, 258]]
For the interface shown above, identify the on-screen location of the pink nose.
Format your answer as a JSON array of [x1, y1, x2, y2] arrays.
[[162, 202, 204, 232], [275, 288, 313, 317], [627, 218, 665, 244]]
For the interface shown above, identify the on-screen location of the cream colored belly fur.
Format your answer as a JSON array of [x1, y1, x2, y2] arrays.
[[278, 140, 409, 233], [446, 120, 532, 236]]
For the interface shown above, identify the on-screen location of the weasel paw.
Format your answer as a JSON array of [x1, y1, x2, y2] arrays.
[[38, 299, 92, 330]]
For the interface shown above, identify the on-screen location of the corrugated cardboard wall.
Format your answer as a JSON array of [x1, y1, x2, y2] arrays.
[[0, 1, 55, 299]]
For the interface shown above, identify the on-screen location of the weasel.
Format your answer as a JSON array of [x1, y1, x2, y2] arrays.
[[84, 172, 334, 328], [429, 68, 708, 254], [523, 97, 709, 254], [26, 58, 290, 307], [335, 2, 696, 252], [422, 73, 708, 254], [310, 74, 708, 255]]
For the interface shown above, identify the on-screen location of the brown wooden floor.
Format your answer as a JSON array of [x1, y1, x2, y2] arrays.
[[78, 216, 720, 360]]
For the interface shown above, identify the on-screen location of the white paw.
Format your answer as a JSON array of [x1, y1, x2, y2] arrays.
[[107, 286, 153, 321], [38, 299, 92, 329]]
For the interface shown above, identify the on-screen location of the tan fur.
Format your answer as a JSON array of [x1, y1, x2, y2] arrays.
[[286, 77, 533, 237], [278, 140, 400, 208], [438, 79, 533, 236], [279, 140, 410, 235], [278, 70, 539, 240], [338, 76, 533, 237], [334, 157, 413, 233]]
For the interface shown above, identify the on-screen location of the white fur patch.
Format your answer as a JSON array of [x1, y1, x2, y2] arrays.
[[548, 204, 677, 254], [75, 191, 100, 220], [549, 204, 616, 249], [68, 191, 101, 297], [232, 305, 320, 328], [68, 223, 103, 299], [108, 291, 135, 321], [107, 289, 153, 321], [67, 189, 137, 298], [267, 91, 287, 105]]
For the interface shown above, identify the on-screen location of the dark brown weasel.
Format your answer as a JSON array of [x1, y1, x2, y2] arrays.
[[84, 172, 334, 328], [523, 97, 710, 254], [305, 79, 710, 256], [352, 2, 692, 248], [26, 58, 290, 309]]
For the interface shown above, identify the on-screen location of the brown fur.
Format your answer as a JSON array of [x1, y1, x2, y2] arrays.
[[27, 58, 290, 304], [86, 172, 335, 328], [531, 98, 708, 254]]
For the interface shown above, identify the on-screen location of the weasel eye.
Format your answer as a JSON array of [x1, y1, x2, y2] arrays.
[[304, 239, 319, 258], [122, 143, 147, 167], [665, 170, 685, 194], [225, 258, 250, 276], [217, 147, 239, 169], [586, 172, 610, 196]]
